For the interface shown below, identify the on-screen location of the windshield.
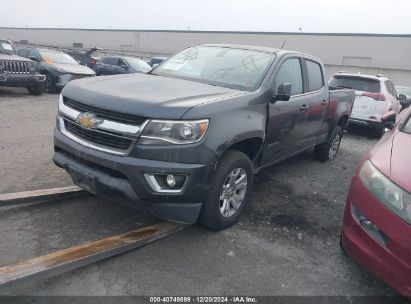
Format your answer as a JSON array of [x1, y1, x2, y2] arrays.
[[402, 112, 411, 134], [329, 76, 380, 92], [0, 40, 17, 55], [153, 46, 275, 91], [39, 50, 78, 65], [396, 86, 411, 97], [125, 57, 151, 71]]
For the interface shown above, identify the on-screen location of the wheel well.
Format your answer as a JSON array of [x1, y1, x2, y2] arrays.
[[227, 137, 263, 161], [338, 115, 349, 129]]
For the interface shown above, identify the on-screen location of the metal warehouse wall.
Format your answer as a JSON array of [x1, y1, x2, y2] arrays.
[[1, 27, 411, 85]]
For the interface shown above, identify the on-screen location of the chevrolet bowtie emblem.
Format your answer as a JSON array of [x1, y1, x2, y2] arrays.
[[76, 112, 103, 128]]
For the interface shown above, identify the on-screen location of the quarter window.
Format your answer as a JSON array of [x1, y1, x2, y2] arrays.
[[275, 58, 303, 96], [306, 60, 323, 92]]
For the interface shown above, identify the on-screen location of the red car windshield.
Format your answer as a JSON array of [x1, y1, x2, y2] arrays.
[[402, 113, 411, 134]]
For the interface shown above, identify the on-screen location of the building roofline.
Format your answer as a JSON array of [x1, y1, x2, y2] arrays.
[[1, 27, 411, 38]]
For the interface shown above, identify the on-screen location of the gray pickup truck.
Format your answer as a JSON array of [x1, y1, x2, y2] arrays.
[[53, 44, 354, 230], [0, 38, 45, 95]]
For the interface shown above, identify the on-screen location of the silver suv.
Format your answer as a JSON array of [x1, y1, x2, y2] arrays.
[[329, 73, 402, 137]]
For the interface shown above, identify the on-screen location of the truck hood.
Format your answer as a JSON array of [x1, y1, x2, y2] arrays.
[[0, 53, 32, 62], [62, 73, 244, 119], [370, 131, 411, 192], [52, 63, 95, 75]]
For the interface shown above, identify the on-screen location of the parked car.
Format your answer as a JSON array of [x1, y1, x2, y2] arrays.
[[53, 44, 354, 231], [0, 38, 45, 95], [64, 47, 103, 69], [94, 56, 151, 76], [17, 47, 95, 93], [148, 56, 167, 68], [395, 86, 411, 111], [341, 108, 411, 298], [329, 73, 402, 137]]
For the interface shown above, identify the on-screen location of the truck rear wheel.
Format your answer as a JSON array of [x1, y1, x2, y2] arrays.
[[199, 150, 253, 231], [314, 126, 343, 162], [26, 82, 45, 95]]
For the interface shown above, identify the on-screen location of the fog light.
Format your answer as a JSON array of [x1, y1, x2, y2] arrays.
[[166, 175, 176, 187]]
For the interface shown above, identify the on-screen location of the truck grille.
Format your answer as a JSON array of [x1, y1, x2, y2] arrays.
[[64, 98, 146, 125], [64, 119, 133, 151], [1, 60, 31, 74]]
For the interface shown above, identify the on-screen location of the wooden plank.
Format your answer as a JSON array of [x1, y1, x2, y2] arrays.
[[0, 186, 88, 207], [0, 222, 187, 288]]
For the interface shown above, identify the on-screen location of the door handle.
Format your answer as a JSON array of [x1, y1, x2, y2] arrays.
[[300, 105, 309, 111], [321, 100, 328, 105]]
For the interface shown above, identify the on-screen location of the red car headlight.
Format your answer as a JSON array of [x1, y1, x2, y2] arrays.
[[359, 160, 411, 224]]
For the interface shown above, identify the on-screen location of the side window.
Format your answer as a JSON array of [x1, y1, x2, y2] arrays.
[[102, 57, 114, 65], [390, 81, 397, 97], [306, 60, 324, 92], [18, 49, 29, 58], [274, 58, 303, 96], [117, 59, 126, 67], [28, 49, 39, 60], [385, 80, 394, 96]]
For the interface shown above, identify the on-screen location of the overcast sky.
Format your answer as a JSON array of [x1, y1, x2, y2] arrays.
[[0, 0, 410, 34]]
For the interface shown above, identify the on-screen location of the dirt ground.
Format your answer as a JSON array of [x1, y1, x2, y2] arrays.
[[0, 87, 406, 301]]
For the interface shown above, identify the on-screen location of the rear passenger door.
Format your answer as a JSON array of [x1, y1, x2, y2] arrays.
[[300, 59, 329, 145], [262, 57, 310, 165]]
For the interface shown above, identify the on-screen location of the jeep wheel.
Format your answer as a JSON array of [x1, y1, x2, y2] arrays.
[[314, 126, 343, 162], [26, 82, 45, 95], [199, 150, 253, 231]]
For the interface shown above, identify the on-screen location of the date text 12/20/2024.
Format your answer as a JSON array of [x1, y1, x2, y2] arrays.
[[149, 296, 258, 303]]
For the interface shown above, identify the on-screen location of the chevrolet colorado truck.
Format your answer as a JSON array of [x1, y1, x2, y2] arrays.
[[0, 38, 45, 95], [53, 44, 354, 230]]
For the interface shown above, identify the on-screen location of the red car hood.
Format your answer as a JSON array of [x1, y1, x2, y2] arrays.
[[370, 131, 411, 192]]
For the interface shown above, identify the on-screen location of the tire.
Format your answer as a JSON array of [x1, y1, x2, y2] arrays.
[[369, 126, 384, 139], [199, 150, 253, 231], [43, 73, 58, 94], [26, 81, 45, 95], [314, 126, 343, 162]]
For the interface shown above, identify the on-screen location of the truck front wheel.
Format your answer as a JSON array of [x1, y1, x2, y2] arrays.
[[199, 150, 253, 231], [314, 126, 343, 162], [26, 82, 45, 95]]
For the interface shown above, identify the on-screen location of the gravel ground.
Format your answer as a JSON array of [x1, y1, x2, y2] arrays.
[[0, 87, 406, 300]]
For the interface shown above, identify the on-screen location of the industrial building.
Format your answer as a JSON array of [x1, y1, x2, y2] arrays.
[[1, 27, 411, 85]]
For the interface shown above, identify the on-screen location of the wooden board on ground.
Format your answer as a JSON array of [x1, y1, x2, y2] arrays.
[[0, 222, 187, 288], [0, 186, 88, 207]]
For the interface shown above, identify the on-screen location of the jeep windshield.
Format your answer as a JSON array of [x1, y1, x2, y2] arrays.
[[0, 40, 17, 55], [152, 46, 275, 91]]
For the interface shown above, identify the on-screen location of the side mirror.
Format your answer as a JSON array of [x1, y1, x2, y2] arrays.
[[381, 110, 396, 129], [272, 83, 292, 102], [398, 94, 407, 101]]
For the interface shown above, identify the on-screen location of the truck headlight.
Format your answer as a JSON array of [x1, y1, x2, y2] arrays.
[[138, 119, 209, 145], [359, 160, 411, 224]]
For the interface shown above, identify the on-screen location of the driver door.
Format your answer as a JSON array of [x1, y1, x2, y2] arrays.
[[261, 57, 310, 165]]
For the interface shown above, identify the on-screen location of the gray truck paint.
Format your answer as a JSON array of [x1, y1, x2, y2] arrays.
[[54, 44, 354, 224]]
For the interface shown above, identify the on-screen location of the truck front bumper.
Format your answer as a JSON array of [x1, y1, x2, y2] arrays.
[[0, 72, 45, 87], [53, 129, 212, 224]]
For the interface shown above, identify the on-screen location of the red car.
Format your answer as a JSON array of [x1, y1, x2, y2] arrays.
[[342, 107, 411, 297]]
